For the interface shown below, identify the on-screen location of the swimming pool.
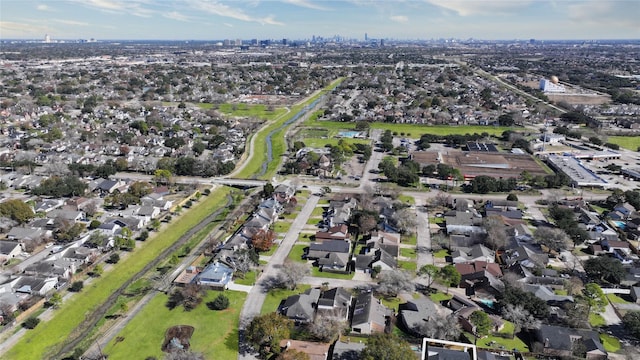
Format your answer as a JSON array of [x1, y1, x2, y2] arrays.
[[339, 131, 360, 138], [479, 299, 495, 308], [612, 220, 626, 229]]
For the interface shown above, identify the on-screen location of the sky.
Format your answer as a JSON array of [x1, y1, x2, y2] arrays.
[[0, 0, 638, 41]]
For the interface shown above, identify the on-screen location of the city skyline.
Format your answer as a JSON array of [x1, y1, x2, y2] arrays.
[[1, 0, 639, 41]]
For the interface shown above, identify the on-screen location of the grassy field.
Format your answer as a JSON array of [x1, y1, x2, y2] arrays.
[[235, 78, 344, 179], [287, 244, 308, 263], [608, 136, 640, 151], [397, 195, 416, 205], [260, 285, 311, 314], [600, 333, 621, 353], [310, 206, 326, 217], [380, 296, 403, 312], [303, 118, 512, 139], [303, 138, 370, 148], [103, 290, 246, 360], [198, 103, 288, 120], [433, 249, 449, 258], [465, 327, 529, 352], [589, 313, 606, 327], [5, 187, 232, 360]]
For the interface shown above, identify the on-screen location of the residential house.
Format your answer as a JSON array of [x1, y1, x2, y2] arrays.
[[195, 262, 233, 289], [366, 231, 400, 258], [614, 203, 635, 219], [500, 245, 548, 268], [425, 347, 472, 360], [316, 287, 352, 320], [398, 297, 439, 336], [327, 196, 357, 227], [279, 339, 330, 360], [61, 246, 98, 265], [451, 244, 495, 264], [273, 184, 296, 203], [535, 325, 607, 360], [455, 261, 504, 296], [6, 227, 48, 243], [350, 292, 391, 335], [10, 275, 58, 296], [278, 288, 322, 324], [331, 340, 365, 360], [601, 240, 631, 255], [95, 179, 127, 195], [23, 259, 76, 279], [34, 199, 64, 213], [445, 211, 484, 235], [0, 241, 22, 263], [524, 284, 574, 307], [315, 224, 350, 241], [306, 241, 350, 260], [47, 209, 85, 223]]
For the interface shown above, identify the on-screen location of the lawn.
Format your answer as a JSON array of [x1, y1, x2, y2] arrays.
[[103, 290, 246, 360], [401, 234, 417, 246], [235, 78, 344, 179], [607, 293, 630, 304], [317, 199, 331, 205], [398, 260, 417, 272], [465, 331, 528, 352], [287, 244, 308, 263], [433, 249, 449, 258], [6, 187, 232, 360], [311, 206, 327, 217], [429, 292, 453, 303], [600, 333, 621, 352], [233, 270, 257, 286], [399, 247, 417, 259], [380, 296, 404, 312], [272, 221, 292, 234], [608, 136, 640, 151], [261, 285, 311, 314], [310, 267, 354, 280], [258, 243, 278, 257], [397, 194, 415, 205], [198, 103, 288, 121], [589, 313, 606, 327]]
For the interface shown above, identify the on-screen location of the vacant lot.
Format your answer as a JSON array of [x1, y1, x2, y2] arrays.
[[104, 290, 246, 359], [608, 136, 640, 151]]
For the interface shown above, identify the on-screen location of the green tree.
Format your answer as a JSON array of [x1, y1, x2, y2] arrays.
[[246, 312, 293, 357], [153, 169, 173, 185], [584, 256, 625, 284], [361, 333, 415, 360], [470, 310, 493, 339], [0, 199, 35, 224], [47, 292, 63, 309], [22, 317, 41, 329], [623, 311, 640, 339], [192, 141, 206, 156], [439, 265, 461, 293], [107, 253, 120, 264], [582, 283, 607, 313], [263, 183, 275, 198], [69, 281, 84, 292], [207, 294, 230, 310], [418, 264, 439, 288]]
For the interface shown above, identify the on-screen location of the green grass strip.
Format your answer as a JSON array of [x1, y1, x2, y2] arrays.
[[6, 187, 231, 360]]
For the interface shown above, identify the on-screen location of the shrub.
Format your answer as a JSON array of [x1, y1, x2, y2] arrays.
[[69, 281, 84, 292], [207, 294, 230, 310], [506, 193, 518, 201], [107, 253, 120, 264], [22, 317, 40, 329]]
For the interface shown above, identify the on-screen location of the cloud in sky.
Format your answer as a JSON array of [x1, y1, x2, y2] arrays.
[[390, 15, 408, 23], [73, 0, 154, 18], [282, 0, 330, 11], [163, 11, 191, 22], [36, 4, 51, 11], [53, 19, 89, 26], [426, 0, 533, 16], [187, 0, 284, 25]]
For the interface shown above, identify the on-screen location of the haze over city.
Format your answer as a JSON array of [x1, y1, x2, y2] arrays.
[[1, 0, 639, 41]]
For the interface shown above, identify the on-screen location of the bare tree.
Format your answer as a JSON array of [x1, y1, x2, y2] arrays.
[[534, 226, 572, 253], [417, 313, 461, 341], [482, 215, 508, 251], [307, 315, 347, 342], [501, 304, 541, 338], [392, 208, 417, 234], [430, 192, 452, 208], [278, 261, 310, 290], [377, 269, 414, 297]]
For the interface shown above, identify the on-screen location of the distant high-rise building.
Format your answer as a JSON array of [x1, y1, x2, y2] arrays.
[[282, 38, 288, 45], [44, 34, 51, 43], [365, 33, 368, 41]]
